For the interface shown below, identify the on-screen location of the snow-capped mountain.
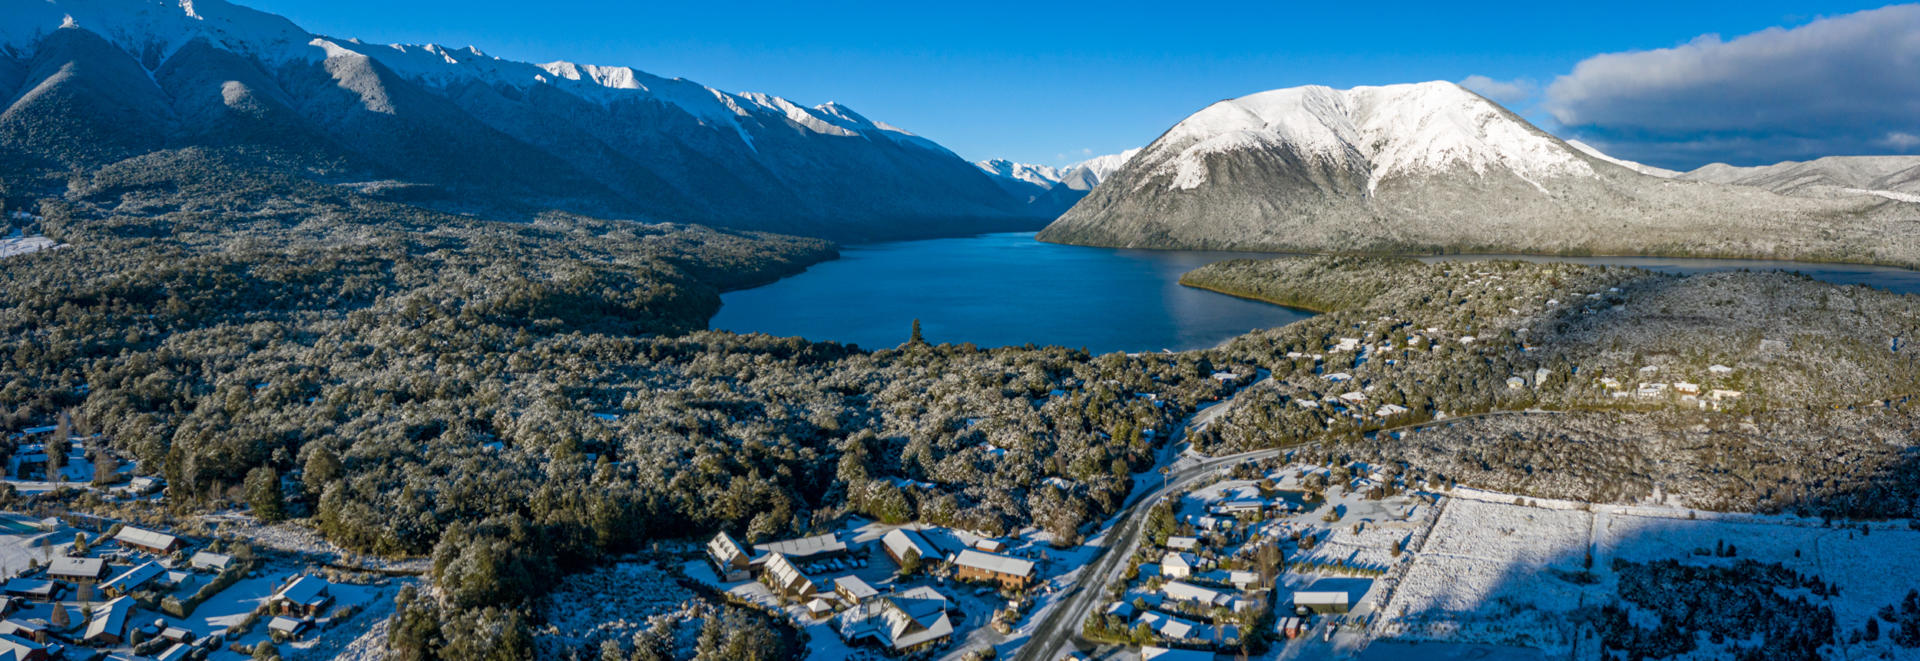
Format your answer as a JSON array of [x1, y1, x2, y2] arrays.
[[975, 150, 1141, 217], [1566, 140, 1679, 178], [1040, 81, 1919, 266], [0, 0, 1043, 239], [1678, 156, 1920, 203]]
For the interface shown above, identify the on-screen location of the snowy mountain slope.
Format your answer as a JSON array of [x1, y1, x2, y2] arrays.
[[0, 0, 1041, 239], [1058, 148, 1141, 191], [1040, 81, 1920, 268], [1678, 156, 1920, 200], [1565, 140, 1678, 178]]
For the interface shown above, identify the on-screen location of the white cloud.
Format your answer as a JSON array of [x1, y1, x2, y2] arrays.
[[1459, 75, 1535, 105], [1880, 131, 1920, 151], [1544, 4, 1920, 167]]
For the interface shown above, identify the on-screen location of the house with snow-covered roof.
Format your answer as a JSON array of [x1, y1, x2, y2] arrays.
[[762, 553, 816, 598], [113, 526, 181, 554], [705, 532, 751, 582], [269, 576, 333, 617], [836, 586, 954, 654], [952, 550, 1034, 590]]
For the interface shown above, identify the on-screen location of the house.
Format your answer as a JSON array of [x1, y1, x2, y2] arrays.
[[837, 587, 954, 654], [113, 526, 182, 554], [1142, 646, 1217, 661], [1211, 500, 1265, 517], [804, 598, 835, 618], [161, 570, 197, 591], [1505, 376, 1526, 389], [1228, 570, 1264, 591], [159, 626, 194, 643], [1673, 382, 1701, 396], [834, 576, 878, 606], [48, 557, 106, 583], [1637, 382, 1669, 398], [952, 550, 1035, 590], [880, 529, 940, 571], [1291, 590, 1350, 614], [1337, 392, 1368, 404], [753, 533, 847, 564], [705, 532, 752, 582], [127, 477, 163, 495], [1164, 581, 1254, 613], [1165, 536, 1200, 552], [0, 619, 47, 643], [1709, 364, 1735, 375], [1710, 389, 1744, 401], [971, 539, 1006, 553], [762, 553, 816, 598], [1, 580, 56, 602], [1160, 552, 1198, 579], [1375, 404, 1410, 417], [100, 561, 164, 597], [0, 633, 48, 661], [83, 596, 134, 645], [1323, 372, 1352, 383], [267, 616, 309, 640], [188, 551, 234, 573], [1134, 611, 1206, 645], [1334, 338, 1361, 352], [270, 576, 334, 617]]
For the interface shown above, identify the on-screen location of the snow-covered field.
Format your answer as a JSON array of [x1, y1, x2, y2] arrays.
[[0, 235, 59, 259], [1376, 492, 1920, 659]]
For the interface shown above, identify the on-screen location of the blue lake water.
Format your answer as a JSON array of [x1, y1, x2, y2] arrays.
[[713, 232, 1315, 354], [716, 233, 1920, 354]]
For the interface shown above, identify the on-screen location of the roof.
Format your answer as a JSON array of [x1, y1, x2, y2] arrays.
[[834, 575, 878, 601], [762, 553, 813, 594], [267, 616, 305, 633], [838, 587, 954, 651], [1160, 551, 1197, 568], [881, 529, 939, 563], [706, 532, 749, 567], [953, 549, 1034, 578], [101, 561, 164, 593], [1163, 580, 1228, 606], [155, 643, 191, 661], [753, 533, 846, 560], [0, 633, 45, 658], [48, 556, 104, 578], [273, 576, 330, 606], [113, 526, 178, 550], [83, 596, 133, 641], [1292, 590, 1350, 606], [1166, 536, 1199, 550], [1, 579, 53, 596], [188, 551, 234, 570]]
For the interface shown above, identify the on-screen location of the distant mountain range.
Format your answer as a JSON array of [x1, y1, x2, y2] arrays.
[[975, 149, 1141, 218], [1040, 81, 1920, 268], [0, 0, 1048, 240]]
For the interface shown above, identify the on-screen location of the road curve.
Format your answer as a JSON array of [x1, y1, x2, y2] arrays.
[[1014, 439, 1277, 661]]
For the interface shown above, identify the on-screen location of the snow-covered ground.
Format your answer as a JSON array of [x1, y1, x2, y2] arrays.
[[0, 235, 60, 259], [1374, 491, 1920, 659]]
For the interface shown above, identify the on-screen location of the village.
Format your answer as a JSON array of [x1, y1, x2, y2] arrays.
[[0, 425, 404, 661]]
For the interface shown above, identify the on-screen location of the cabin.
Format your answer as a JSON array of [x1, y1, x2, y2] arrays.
[[1, 580, 57, 602], [836, 587, 954, 654], [880, 529, 940, 571], [952, 550, 1034, 591], [113, 526, 182, 555], [762, 553, 816, 598], [100, 561, 164, 597], [83, 596, 134, 645], [1291, 590, 1350, 614], [48, 556, 107, 583], [270, 576, 334, 617], [1211, 500, 1265, 517], [189, 551, 235, 573], [705, 532, 752, 582], [1165, 536, 1200, 552], [1160, 551, 1197, 579], [834, 576, 878, 606], [0, 633, 48, 661], [0, 619, 48, 644], [1163, 581, 1254, 613], [155, 642, 192, 661], [268, 616, 310, 641], [971, 539, 1006, 553]]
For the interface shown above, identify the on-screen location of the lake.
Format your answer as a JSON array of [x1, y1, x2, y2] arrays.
[[716, 234, 1920, 354], [712, 232, 1314, 354]]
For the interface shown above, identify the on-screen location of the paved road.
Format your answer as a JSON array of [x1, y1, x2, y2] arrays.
[[1014, 377, 1279, 661]]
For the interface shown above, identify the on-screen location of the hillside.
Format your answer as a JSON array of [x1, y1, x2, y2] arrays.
[[0, 0, 1043, 240], [1039, 82, 1920, 267]]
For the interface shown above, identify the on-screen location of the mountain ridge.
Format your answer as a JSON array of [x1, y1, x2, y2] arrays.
[[0, 0, 1044, 240], [1040, 81, 1920, 268]]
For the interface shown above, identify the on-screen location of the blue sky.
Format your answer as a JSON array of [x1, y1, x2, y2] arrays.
[[242, 1, 1911, 170]]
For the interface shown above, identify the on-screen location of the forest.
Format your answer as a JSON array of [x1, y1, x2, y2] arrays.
[[0, 147, 1247, 658]]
